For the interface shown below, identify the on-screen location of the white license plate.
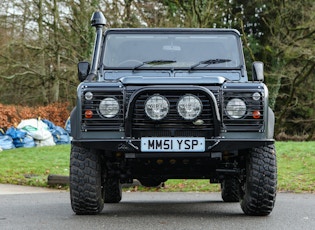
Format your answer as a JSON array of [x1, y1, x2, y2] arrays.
[[141, 137, 205, 152]]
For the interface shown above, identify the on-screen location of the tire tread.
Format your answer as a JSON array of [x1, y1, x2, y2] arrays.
[[240, 144, 277, 216], [70, 145, 104, 215]]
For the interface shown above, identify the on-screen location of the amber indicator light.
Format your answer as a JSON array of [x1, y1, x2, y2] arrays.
[[252, 110, 261, 119], [85, 110, 93, 118]]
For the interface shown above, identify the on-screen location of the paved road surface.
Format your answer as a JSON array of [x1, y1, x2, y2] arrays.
[[0, 184, 314, 230]]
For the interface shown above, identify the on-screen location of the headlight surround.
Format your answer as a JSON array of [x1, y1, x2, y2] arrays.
[[98, 97, 120, 118], [225, 98, 247, 119], [145, 95, 169, 120], [177, 94, 202, 120]]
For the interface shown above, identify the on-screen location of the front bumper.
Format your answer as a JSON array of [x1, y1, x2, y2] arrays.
[[72, 137, 274, 153]]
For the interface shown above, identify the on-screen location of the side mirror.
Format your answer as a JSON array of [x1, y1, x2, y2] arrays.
[[78, 61, 90, 82], [252, 61, 264, 81]]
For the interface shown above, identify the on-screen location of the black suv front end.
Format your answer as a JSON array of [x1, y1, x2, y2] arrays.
[[71, 79, 274, 153], [69, 11, 276, 216]]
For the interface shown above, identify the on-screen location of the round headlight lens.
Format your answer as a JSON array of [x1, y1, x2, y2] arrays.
[[226, 98, 247, 119], [99, 97, 119, 118], [145, 95, 169, 120], [177, 95, 202, 120]]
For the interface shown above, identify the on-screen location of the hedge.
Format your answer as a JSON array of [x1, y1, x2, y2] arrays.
[[0, 102, 71, 129]]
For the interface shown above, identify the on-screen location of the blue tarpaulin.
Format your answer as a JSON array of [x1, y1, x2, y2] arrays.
[[6, 127, 36, 148], [0, 129, 15, 150], [0, 118, 70, 151], [42, 119, 71, 145]]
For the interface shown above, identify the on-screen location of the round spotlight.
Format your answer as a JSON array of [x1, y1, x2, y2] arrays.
[[177, 94, 202, 120], [145, 95, 169, 120]]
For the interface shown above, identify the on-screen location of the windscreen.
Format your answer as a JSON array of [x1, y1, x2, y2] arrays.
[[103, 32, 241, 69]]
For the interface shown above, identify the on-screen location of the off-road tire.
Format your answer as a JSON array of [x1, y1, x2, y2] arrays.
[[70, 145, 104, 215], [221, 177, 240, 202], [240, 144, 277, 216], [104, 178, 122, 203]]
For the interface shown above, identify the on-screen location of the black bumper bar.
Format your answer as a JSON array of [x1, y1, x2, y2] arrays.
[[72, 138, 274, 152]]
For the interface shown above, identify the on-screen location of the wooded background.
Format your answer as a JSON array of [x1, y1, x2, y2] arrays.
[[0, 0, 314, 140]]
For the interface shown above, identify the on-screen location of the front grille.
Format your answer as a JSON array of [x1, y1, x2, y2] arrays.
[[129, 90, 217, 138], [81, 90, 124, 131]]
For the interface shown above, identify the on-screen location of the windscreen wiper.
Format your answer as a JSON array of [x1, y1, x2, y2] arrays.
[[189, 58, 231, 70], [133, 60, 176, 70]]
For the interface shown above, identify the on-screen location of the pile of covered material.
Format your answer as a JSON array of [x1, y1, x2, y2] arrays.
[[0, 118, 70, 150]]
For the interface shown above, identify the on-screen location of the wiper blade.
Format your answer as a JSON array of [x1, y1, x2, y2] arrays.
[[133, 60, 176, 70], [190, 59, 231, 70]]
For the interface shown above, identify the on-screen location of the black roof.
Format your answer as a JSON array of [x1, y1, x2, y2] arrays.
[[105, 28, 241, 36]]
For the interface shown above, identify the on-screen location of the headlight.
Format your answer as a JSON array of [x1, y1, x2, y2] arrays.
[[145, 95, 169, 120], [98, 97, 120, 118], [177, 94, 202, 120], [225, 98, 246, 119]]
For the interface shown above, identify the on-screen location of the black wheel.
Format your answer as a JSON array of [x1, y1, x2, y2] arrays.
[[104, 178, 122, 203], [221, 177, 240, 202], [240, 144, 277, 216], [70, 144, 104, 215]]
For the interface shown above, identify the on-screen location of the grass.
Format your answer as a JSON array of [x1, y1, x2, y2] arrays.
[[0, 142, 314, 193], [0, 145, 70, 187], [276, 142, 315, 193]]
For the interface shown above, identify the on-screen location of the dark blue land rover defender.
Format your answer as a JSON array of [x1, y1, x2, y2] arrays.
[[70, 12, 277, 216]]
